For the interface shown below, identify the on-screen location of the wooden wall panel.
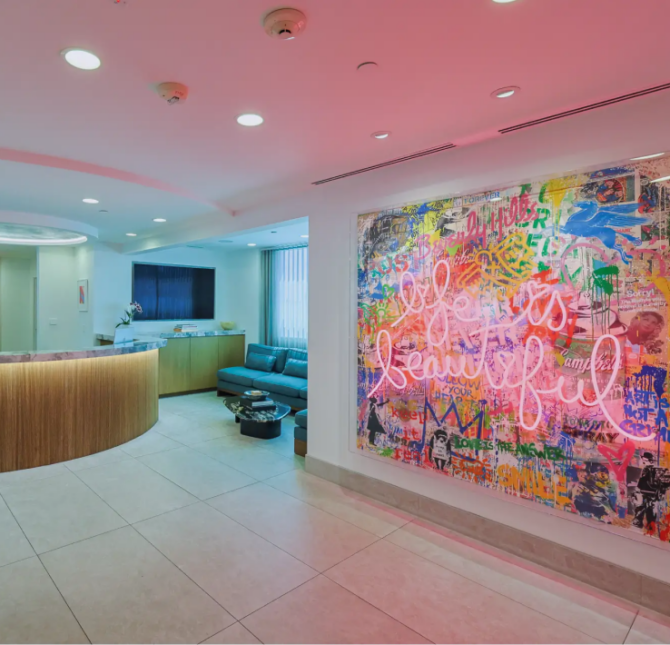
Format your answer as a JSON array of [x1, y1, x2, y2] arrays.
[[158, 338, 191, 395], [218, 335, 245, 370], [0, 350, 159, 473], [189, 337, 219, 390]]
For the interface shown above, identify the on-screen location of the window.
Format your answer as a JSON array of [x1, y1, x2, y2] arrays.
[[265, 247, 308, 349]]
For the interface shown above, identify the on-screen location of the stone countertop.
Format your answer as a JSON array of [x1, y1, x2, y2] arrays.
[[95, 330, 245, 342], [158, 330, 246, 339], [0, 339, 167, 365]]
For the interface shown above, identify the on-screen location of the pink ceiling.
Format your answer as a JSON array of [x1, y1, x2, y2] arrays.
[[1, 0, 670, 242]]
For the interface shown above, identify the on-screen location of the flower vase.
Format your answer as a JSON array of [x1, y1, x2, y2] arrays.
[[114, 324, 135, 344]]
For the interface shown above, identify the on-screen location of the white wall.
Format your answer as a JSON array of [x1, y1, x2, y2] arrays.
[[31, 244, 261, 351], [0, 256, 36, 351], [75, 245, 95, 347], [93, 245, 261, 344], [36, 246, 82, 351], [216, 249, 262, 346]]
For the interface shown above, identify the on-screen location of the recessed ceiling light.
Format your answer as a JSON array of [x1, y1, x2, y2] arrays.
[[61, 49, 101, 70], [651, 175, 670, 184], [153, 218, 167, 223], [489, 197, 503, 202], [247, 243, 257, 247], [371, 131, 391, 139], [237, 114, 264, 127], [82, 198, 99, 204], [492, 86, 519, 99], [126, 233, 137, 237], [0, 234, 87, 246], [492, 0, 518, 3], [631, 152, 665, 160], [301, 234, 309, 238]]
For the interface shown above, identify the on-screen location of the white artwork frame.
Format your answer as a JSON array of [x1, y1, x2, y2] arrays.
[[77, 280, 88, 312]]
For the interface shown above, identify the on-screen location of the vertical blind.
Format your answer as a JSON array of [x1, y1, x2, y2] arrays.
[[266, 246, 308, 349]]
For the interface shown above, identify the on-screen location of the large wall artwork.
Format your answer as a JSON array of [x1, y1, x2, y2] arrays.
[[357, 158, 670, 542]]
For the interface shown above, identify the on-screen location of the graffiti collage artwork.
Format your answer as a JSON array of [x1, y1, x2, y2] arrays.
[[357, 158, 670, 541]]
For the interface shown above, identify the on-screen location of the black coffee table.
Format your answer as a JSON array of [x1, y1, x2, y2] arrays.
[[224, 397, 291, 439]]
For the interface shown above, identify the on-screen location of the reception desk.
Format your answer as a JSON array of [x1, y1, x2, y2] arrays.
[[0, 339, 166, 473]]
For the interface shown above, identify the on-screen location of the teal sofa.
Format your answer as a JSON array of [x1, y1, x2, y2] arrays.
[[217, 343, 307, 410]]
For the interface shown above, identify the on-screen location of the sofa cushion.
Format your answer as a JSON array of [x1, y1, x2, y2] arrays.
[[245, 352, 276, 373], [299, 385, 308, 400], [218, 366, 267, 387], [247, 344, 289, 373], [287, 348, 308, 363], [283, 358, 308, 379], [295, 409, 308, 429], [253, 373, 307, 399]]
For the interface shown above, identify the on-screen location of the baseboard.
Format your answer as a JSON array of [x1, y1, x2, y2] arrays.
[[159, 388, 217, 399], [305, 456, 670, 617]]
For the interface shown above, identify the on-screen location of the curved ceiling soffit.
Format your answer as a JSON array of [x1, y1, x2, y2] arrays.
[[0, 210, 99, 238], [0, 147, 230, 214]]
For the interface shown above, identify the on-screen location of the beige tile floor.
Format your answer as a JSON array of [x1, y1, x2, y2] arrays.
[[1, 391, 669, 644]]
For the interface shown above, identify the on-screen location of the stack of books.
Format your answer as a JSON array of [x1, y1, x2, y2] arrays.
[[241, 398, 276, 411], [173, 323, 198, 333]]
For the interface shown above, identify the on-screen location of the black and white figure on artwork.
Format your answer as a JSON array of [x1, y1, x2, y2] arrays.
[[632, 452, 670, 529], [429, 428, 451, 471], [367, 397, 389, 446]]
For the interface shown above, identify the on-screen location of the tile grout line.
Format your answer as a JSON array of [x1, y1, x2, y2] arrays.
[[0, 467, 135, 576], [35, 526, 133, 558], [0, 488, 39, 561], [621, 609, 640, 644], [197, 620, 265, 645], [376, 519, 631, 642], [136, 446, 264, 497], [72, 449, 215, 511], [403, 517, 652, 615], [174, 444, 277, 482], [34, 492, 226, 559], [119, 443, 186, 459], [237, 575, 325, 627], [199, 480, 261, 502], [321, 534, 599, 645], [0, 467, 68, 494], [68, 458, 142, 524], [66, 457, 230, 550], [262, 473, 414, 538], [64, 456, 134, 475], [126, 524, 240, 628], [318, 535, 386, 578], [252, 477, 393, 538], [202, 496, 324, 579], [35, 554, 93, 644], [6, 453, 529, 643], [189, 443, 300, 481], [0, 554, 36, 571], [321, 573, 436, 645]]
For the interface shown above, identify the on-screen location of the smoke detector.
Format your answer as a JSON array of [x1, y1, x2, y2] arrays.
[[263, 8, 307, 40], [156, 82, 189, 105]]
